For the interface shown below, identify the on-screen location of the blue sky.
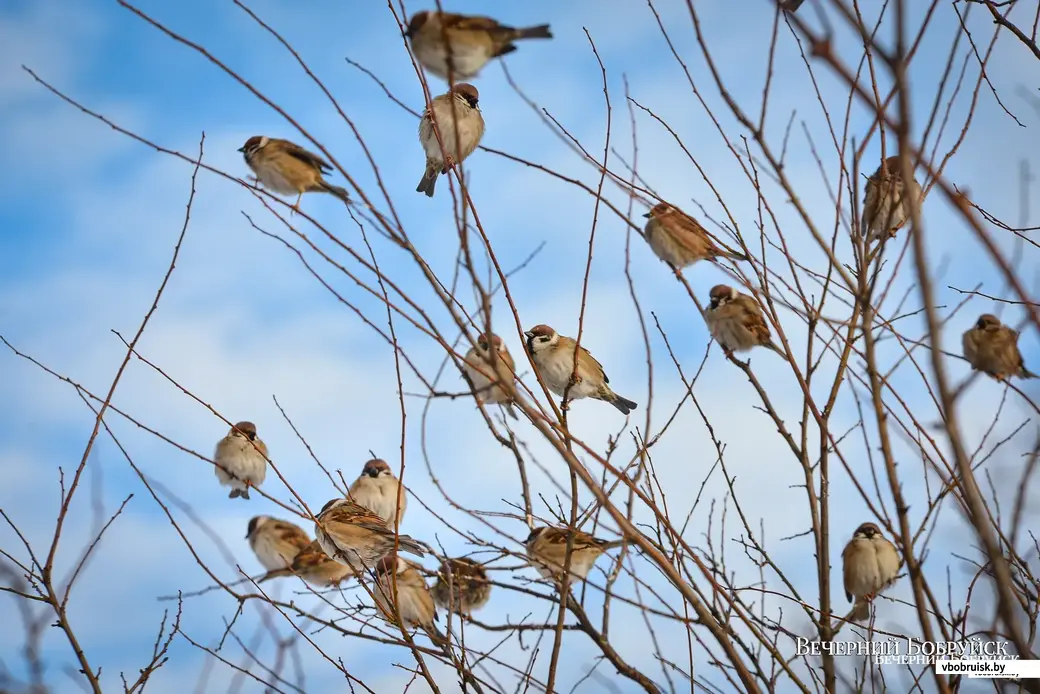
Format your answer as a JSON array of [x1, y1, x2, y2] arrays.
[[1, 0, 1038, 692]]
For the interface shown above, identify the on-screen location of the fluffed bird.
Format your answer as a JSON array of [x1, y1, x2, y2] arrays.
[[642, 202, 747, 271], [416, 83, 485, 197], [238, 136, 350, 213], [861, 155, 923, 242], [246, 516, 311, 572], [704, 285, 784, 355], [463, 333, 518, 419], [405, 10, 552, 81], [373, 556, 438, 631], [431, 557, 492, 616], [962, 313, 1036, 381], [348, 458, 407, 529], [524, 324, 637, 414], [214, 421, 268, 500], [526, 526, 629, 581], [842, 522, 900, 622], [314, 498, 426, 572]]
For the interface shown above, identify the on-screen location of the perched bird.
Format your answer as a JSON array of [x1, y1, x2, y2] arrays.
[[405, 10, 552, 81], [642, 202, 747, 271], [214, 421, 268, 500], [861, 155, 923, 242], [780, 0, 806, 12], [463, 333, 518, 419], [348, 458, 407, 529], [238, 136, 350, 213], [246, 516, 311, 572], [526, 526, 629, 581], [842, 522, 900, 622], [372, 556, 438, 631], [416, 83, 485, 197], [704, 285, 784, 356], [431, 557, 492, 616], [314, 499, 426, 572], [289, 540, 356, 587], [962, 314, 1036, 381], [524, 324, 637, 414]]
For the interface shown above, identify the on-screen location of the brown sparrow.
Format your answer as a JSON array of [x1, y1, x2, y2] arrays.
[[642, 202, 747, 271], [463, 333, 518, 419], [861, 155, 923, 242], [962, 314, 1036, 381], [524, 324, 637, 414], [314, 498, 426, 572], [348, 458, 406, 529], [405, 10, 552, 81], [214, 421, 268, 500], [373, 556, 438, 630], [289, 540, 356, 587], [416, 83, 485, 197], [431, 557, 492, 616], [526, 526, 629, 581], [704, 285, 783, 355], [842, 522, 900, 622], [246, 516, 311, 572], [238, 136, 350, 213]]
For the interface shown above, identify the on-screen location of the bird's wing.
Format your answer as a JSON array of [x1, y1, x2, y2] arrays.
[[570, 341, 607, 384], [841, 541, 857, 602], [273, 521, 311, 551], [441, 13, 509, 33], [736, 295, 773, 344], [281, 141, 334, 174]]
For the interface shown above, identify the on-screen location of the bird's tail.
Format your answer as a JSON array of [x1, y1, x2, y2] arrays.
[[416, 164, 438, 197], [318, 180, 351, 204], [393, 534, 429, 558], [258, 568, 293, 584], [850, 599, 871, 622], [722, 249, 749, 262], [604, 389, 638, 415], [501, 401, 519, 421], [598, 538, 635, 551], [514, 24, 553, 40], [1022, 366, 1038, 379], [781, 0, 805, 12], [765, 340, 786, 356]]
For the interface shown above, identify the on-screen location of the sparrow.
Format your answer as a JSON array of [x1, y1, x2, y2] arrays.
[[704, 285, 784, 355], [962, 314, 1036, 381], [348, 458, 407, 529], [246, 516, 311, 572], [314, 498, 426, 572], [214, 421, 268, 500], [525, 526, 629, 581], [290, 540, 356, 587], [842, 522, 900, 622], [372, 556, 438, 631], [780, 0, 806, 11], [416, 83, 485, 197], [861, 155, 923, 242], [642, 202, 747, 271], [431, 557, 492, 616], [405, 10, 552, 81], [463, 332, 519, 419], [237, 136, 350, 213], [524, 324, 637, 414]]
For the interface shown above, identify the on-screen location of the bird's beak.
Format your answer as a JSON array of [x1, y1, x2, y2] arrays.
[[524, 331, 534, 339], [641, 212, 651, 218], [367, 470, 379, 478], [244, 532, 249, 538], [237, 146, 246, 153]]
